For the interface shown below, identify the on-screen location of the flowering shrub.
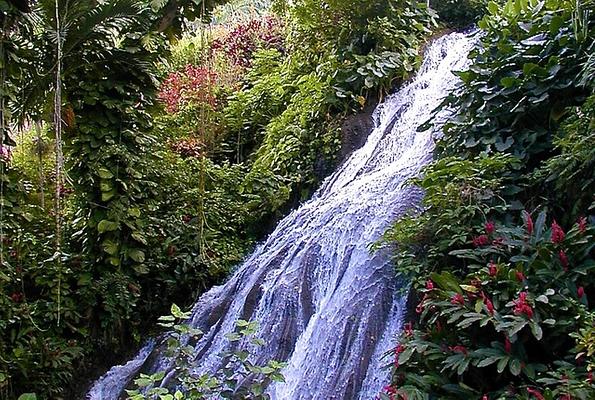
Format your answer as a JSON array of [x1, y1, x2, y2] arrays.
[[169, 137, 205, 158], [382, 213, 594, 399], [210, 16, 284, 68], [158, 65, 219, 113]]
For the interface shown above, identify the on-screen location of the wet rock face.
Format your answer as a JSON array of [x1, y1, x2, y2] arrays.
[[339, 100, 378, 162]]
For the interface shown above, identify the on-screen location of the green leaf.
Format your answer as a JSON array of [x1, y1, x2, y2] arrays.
[[18, 394, 37, 400], [97, 219, 118, 233], [171, 304, 184, 319], [530, 321, 543, 340], [509, 358, 522, 376], [497, 356, 510, 373], [98, 168, 114, 179], [128, 249, 146, 263], [430, 271, 462, 293]]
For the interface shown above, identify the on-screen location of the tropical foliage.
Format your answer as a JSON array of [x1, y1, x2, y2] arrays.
[[382, 0, 595, 398], [1, 0, 443, 398]]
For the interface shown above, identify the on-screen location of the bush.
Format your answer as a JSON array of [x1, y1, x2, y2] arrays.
[[432, 0, 593, 163], [384, 212, 594, 399]]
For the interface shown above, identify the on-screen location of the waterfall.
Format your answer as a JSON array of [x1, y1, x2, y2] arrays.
[[88, 31, 475, 400]]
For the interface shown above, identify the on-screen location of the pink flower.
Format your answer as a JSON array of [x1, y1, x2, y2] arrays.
[[488, 261, 498, 277], [559, 250, 569, 271], [524, 211, 534, 235], [403, 322, 413, 337], [482, 395, 488, 400], [578, 286, 585, 298], [526, 387, 545, 400], [504, 336, 512, 353], [551, 220, 565, 243], [473, 235, 489, 247], [515, 271, 526, 282], [10, 292, 23, 303], [451, 293, 465, 306], [449, 345, 468, 355], [513, 292, 533, 318], [485, 221, 495, 234], [485, 297, 495, 315], [578, 216, 587, 234], [425, 280, 434, 290], [0, 145, 11, 161]]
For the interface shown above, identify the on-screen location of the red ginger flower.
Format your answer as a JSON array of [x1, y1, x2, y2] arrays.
[[485, 297, 495, 315], [473, 235, 489, 247], [559, 250, 569, 270], [504, 336, 512, 353], [425, 280, 434, 290], [403, 322, 413, 337], [515, 271, 526, 282], [488, 261, 498, 277], [551, 220, 565, 243], [10, 292, 24, 303], [578, 286, 585, 298], [451, 293, 465, 305], [513, 292, 533, 318], [525, 212, 534, 235], [449, 345, 468, 355], [485, 220, 495, 234], [526, 387, 545, 400], [578, 216, 587, 234]]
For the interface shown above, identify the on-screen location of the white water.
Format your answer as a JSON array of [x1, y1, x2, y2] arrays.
[[88, 32, 475, 400]]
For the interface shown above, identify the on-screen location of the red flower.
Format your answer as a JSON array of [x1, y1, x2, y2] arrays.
[[513, 292, 533, 318], [492, 236, 505, 247], [449, 345, 468, 355], [578, 216, 587, 234], [10, 292, 24, 303], [488, 261, 498, 277], [403, 322, 413, 337], [482, 395, 488, 400], [451, 293, 465, 306], [515, 271, 526, 282], [425, 280, 434, 290], [485, 297, 495, 315], [524, 211, 534, 235], [473, 235, 489, 247], [587, 371, 593, 383], [485, 221, 495, 234], [577, 286, 585, 298], [415, 300, 425, 314], [559, 250, 569, 271], [551, 220, 565, 243], [526, 387, 545, 400], [504, 340, 514, 354]]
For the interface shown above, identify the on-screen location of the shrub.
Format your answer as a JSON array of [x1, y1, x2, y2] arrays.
[[432, 0, 593, 162], [384, 212, 594, 399]]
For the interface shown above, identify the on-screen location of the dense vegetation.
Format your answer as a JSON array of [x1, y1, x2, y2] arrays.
[[1, 0, 592, 399], [0, 0, 442, 398], [382, 0, 595, 398]]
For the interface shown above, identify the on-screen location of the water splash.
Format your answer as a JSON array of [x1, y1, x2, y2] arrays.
[[88, 31, 475, 400]]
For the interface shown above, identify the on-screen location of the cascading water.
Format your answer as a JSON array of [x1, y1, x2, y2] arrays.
[[88, 31, 476, 400]]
